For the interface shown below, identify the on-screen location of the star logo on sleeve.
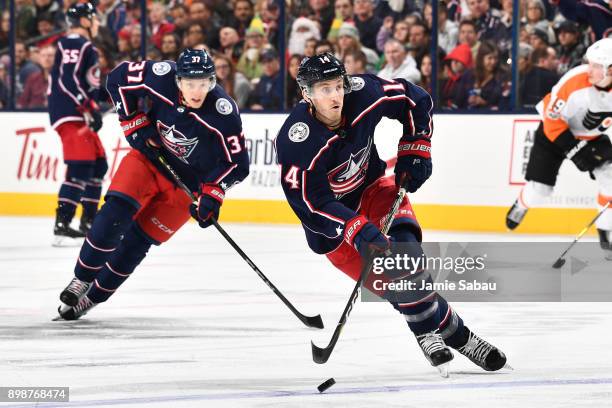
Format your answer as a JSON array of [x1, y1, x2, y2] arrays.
[[115, 101, 122, 112]]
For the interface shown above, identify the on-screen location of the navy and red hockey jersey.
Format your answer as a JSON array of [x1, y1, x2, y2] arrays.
[[275, 74, 433, 254], [105, 60, 250, 194], [48, 33, 100, 129]]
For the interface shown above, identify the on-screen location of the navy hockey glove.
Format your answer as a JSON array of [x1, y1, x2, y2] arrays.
[[77, 98, 103, 132], [120, 112, 160, 161], [395, 139, 432, 192], [344, 215, 390, 259], [190, 183, 224, 228]]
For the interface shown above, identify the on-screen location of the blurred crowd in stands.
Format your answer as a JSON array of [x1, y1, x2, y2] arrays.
[[0, 0, 609, 111]]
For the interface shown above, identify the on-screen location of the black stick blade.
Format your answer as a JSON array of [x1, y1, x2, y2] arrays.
[[303, 314, 324, 329], [312, 341, 332, 364], [552, 258, 566, 269]]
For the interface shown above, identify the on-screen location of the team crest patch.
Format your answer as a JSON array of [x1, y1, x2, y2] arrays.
[[288, 122, 309, 142], [216, 98, 233, 115], [157, 121, 198, 163], [350, 77, 365, 91], [152, 62, 172, 76]]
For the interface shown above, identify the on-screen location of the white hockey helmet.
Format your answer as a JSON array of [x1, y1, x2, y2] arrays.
[[586, 38, 612, 69]]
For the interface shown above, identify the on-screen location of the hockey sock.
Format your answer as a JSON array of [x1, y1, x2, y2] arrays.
[[80, 158, 109, 220], [57, 178, 86, 221], [87, 224, 152, 304], [74, 196, 137, 283]]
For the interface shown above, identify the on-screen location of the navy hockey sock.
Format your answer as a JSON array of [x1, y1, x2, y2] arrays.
[[87, 224, 153, 304], [80, 158, 108, 220], [74, 196, 137, 282], [57, 179, 86, 221]]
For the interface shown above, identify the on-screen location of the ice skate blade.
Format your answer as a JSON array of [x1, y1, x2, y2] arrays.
[[436, 363, 450, 378], [52, 236, 84, 247], [503, 363, 514, 371]]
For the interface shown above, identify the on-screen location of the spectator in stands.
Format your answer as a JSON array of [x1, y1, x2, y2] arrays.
[[408, 22, 430, 67], [35, 12, 60, 47], [188, 0, 220, 49], [13, 41, 41, 100], [148, 2, 175, 50], [336, 23, 379, 73], [553, 0, 612, 40], [214, 53, 251, 109], [441, 43, 473, 108], [424, 2, 458, 54], [454, 41, 508, 109], [117, 27, 132, 61], [315, 39, 334, 54], [420, 54, 434, 94], [334, 0, 355, 23], [226, 0, 254, 38], [98, 0, 126, 42], [169, 4, 189, 39], [378, 38, 421, 83], [466, 0, 510, 52], [128, 25, 143, 60], [262, 0, 281, 47], [185, 22, 206, 48], [236, 26, 268, 81], [554, 20, 585, 75], [286, 54, 302, 108], [219, 27, 244, 63], [15, 0, 37, 39], [520, 46, 559, 107], [529, 27, 549, 52], [458, 19, 480, 62], [304, 38, 318, 57], [1, 10, 10, 50], [522, 0, 555, 44], [354, 0, 383, 51], [0, 62, 8, 109], [248, 48, 282, 110], [344, 49, 368, 75], [18, 44, 54, 108], [160, 33, 181, 61], [34, 0, 64, 31], [307, 0, 334, 39], [517, 42, 533, 85], [288, 17, 321, 57]]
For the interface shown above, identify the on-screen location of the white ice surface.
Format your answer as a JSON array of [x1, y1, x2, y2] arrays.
[[0, 217, 611, 407]]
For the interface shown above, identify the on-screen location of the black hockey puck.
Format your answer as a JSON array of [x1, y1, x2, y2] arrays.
[[317, 378, 336, 393]]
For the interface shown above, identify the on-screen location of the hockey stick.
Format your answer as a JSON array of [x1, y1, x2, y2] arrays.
[[552, 200, 611, 269], [156, 154, 324, 329], [311, 186, 407, 364]]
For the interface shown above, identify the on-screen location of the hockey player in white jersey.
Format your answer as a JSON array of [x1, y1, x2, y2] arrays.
[[506, 38, 612, 259]]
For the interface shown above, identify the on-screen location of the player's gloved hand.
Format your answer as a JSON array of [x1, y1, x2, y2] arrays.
[[77, 98, 103, 132], [344, 215, 390, 259], [120, 112, 161, 161], [190, 183, 224, 228], [395, 139, 432, 192], [557, 130, 612, 172]]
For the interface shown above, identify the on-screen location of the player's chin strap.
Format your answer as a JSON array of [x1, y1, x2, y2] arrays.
[[154, 153, 325, 329]]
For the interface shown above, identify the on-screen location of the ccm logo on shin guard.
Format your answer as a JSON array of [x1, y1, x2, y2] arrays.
[[344, 215, 367, 246], [120, 113, 150, 137], [151, 217, 175, 235], [398, 141, 431, 158]]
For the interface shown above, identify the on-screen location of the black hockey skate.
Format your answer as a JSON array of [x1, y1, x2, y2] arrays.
[[415, 330, 454, 377], [53, 210, 85, 247], [60, 277, 92, 307], [56, 296, 96, 321], [79, 215, 94, 235], [598, 229, 612, 260], [506, 200, 527, 230], [454, 326, 508, 371]]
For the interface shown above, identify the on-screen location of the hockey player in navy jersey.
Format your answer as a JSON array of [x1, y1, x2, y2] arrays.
[[49, 2, 107, 246], [275, 53, 507, 375], [55, 48, 249, 320]]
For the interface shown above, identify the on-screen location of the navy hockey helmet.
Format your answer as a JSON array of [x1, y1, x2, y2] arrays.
[[66, 2, 97, 28], [296, 53, 351, 96], [176, 48, 216, 89]]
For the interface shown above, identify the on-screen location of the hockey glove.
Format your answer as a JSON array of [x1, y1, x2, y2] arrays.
[[344, 215, 390, 259], [395, 139, 432, 192], [557, 130, 612, 173], [77, 98, 103, 132], [190, 183, 224, 228], [120, 112, 161, 161]]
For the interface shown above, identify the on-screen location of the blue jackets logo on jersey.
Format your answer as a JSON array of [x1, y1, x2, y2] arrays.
[[157, 121, 199, 163], [327, 137, 372, 198]]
